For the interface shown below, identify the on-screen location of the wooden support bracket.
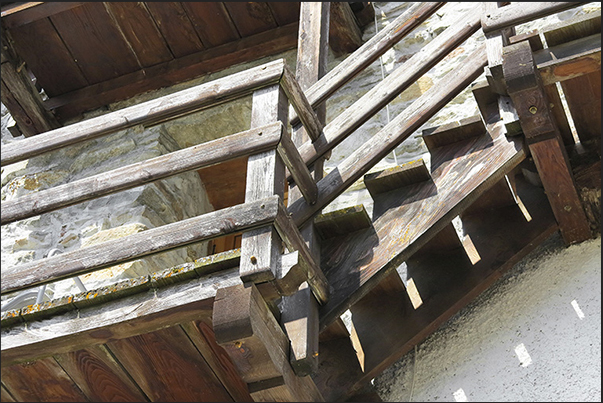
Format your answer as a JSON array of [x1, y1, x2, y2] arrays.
[[503, 40, 591, 244]]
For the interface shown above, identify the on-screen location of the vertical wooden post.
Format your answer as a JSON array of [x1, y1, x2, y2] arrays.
[[281, 2, 330, 377], [239, 84, 288, 283], [503, 40, 591, 244], [483, 2, 515, 96]]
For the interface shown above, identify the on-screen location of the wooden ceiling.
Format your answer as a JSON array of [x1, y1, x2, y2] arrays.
[[1, 2, 371, 123]]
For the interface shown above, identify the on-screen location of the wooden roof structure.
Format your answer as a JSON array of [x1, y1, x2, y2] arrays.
[[1, 2, 601, 402]]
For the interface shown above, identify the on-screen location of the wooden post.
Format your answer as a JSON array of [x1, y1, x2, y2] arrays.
[[239, 84, 288, 283], [503, 40, 591, 244], [483, 2, 516, 95], [281, 2, 329, 377]]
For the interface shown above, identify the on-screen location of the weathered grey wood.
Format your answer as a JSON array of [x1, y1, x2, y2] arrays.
[[288, 45, 488, 227], [1, 196, 281, 295], [481, 2, 587, 34], [364, 159, 431, 198], [314, 205, 372, 240], [535, 33, 601, 85], [422, 115, 486, 152], [213, 283, 324, 401], [290, 2, 444, 126], [503, 40, 591, 244], [483, 2, 516, 95], [498, 95, 522, 136], [1, 122, 283, 225], [240, 84, 288, 284], [277, 129, 318, 205], [294, 8, 482, 172], [281, 64, 323, 142], [1, 59, 286, 167]]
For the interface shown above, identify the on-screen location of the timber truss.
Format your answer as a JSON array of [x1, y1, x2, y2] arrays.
[[1, 2, 600, 402]]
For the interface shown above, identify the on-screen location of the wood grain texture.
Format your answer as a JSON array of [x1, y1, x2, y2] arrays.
[[281, 64, 323, 142], [197, 156, 247, 211], [1, 2, 84, 29], [288, 45, 488, 227], [49, 2, 140, 84], [1, 122, 282, 225], [105, 2, 173, 67], [181, 319, 253, 402], [2, 196, 281, 294], [317, 118, 525, 330], [2, 59, 285, 166], [182, 2, 239, 48], [7, 17, 89, 96], [267, 2, 300, 26], [277, 126, 318, 204], [364, 159, 431, 198], [481, 2, 587, 33], [294, 8, 482, 171], [0, 384, 16, 402], [1, 357, 89, 402], [224, 2, 277, 37], [107, 326, 232, 402], [319, 175, 558, 396], [422, 115, 485, 152], [54, 345, 148, 402], [328, 2, 363, 56], [289, 2, 444, 125], [313, 205, 372, 240], [144, 2, 204, 58]]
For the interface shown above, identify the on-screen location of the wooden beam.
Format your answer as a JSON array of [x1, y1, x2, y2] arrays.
[[1, 122, 283, 225], [212, 283, 324, 401], [328, 2, 363, 57], [483, 2, 516, 95], [503, 40, 591, 244], [1, 2, 84, 28], [293, 8, 482, 172], [1, 58, 285, 167], [1, 196, 281, 295], [314, 205, 372, 240], [288, 44, 488, 227], [364, 159, 431, 198], [46, 22, 300, 121], [422, 115, 485, 152], [290, 2, 444, 125], [481, 2, 587, 34]]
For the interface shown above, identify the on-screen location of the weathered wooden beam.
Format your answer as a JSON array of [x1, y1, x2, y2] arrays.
[[1, 2, 84, 28], [239, 84, 288, 284], [503, 40, 591, 244], [313, 205, 372, 240], [288, 44, 488, 227], [212, 283, 324, 401], [481, 2, 587, 34], [1, 59, 285, 167], [483, 2, 516, 95], [1, 122, 283, 225], [277, 125, 318, 205], [364, 159, 431, 198], [328, 2, 363, 57], [422, 115, 486, 152], [293, 8, 482, 172], [1, 196, 281, 295], [289, 2, 443, 125], [46, 22, 300, 121]]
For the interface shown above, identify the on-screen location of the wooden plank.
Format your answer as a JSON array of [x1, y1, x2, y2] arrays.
[[1, 196, 281, 295], [316, 116, 525, 330], [266, 2, 300, 26], [329, 2, 363, 56], [1, 122, 282, 225], [224, 2, 278, 37], [104, 2, 173, 67], [503, 40, 591, 244], [47, 22, 299, 121], [1, 357, 89, 402], [290, 2, 444, 125], [53, 345, 148, 402], [107, 326, 232, 401], [0, 384, 16, 402], [181, 2, 239, 48], [364, 159, 431, 198], [0, 79, 38, 137], [144, 2, 204, 58], [49, 2, 140, 84], [288, 44, 488, 227], [198, 156, 247, 211], [2, 58, 285, 167], [314, 205, 372, 240], [319, 174, 558, 397], [483, 2, 515, 95], [213, 283, 324, 401], [481, 2, 587, 34], [1, 2, 84, 29], [181, 319, 253, 402], [294, 8, 482, 171], [6, 18, 89, 97], [422, 115, 486, 152], [277, 125, 318, 204], [239, 84, 288, 283], [281, 64, 323, 142]]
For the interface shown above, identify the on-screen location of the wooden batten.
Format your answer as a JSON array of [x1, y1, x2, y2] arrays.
[[364, 159, 431, 199], [503, 40, 592, 244], [422, 115, 486, 153], [313, 205, 372, 240]]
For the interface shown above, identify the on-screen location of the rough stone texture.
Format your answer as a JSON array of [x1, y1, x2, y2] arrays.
[[374, 234, 601, 402]]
